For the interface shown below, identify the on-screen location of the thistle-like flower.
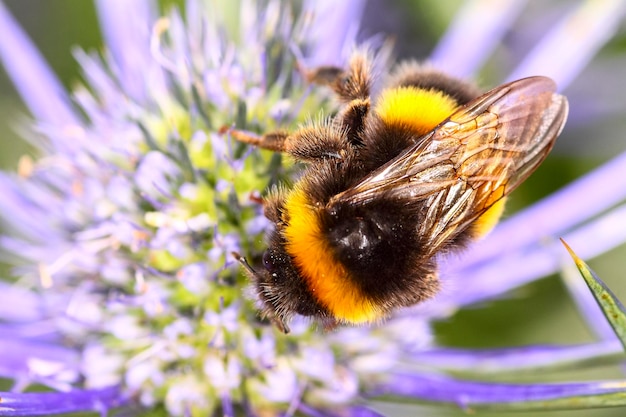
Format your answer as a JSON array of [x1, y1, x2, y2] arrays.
[[1, 1, 626, 416]]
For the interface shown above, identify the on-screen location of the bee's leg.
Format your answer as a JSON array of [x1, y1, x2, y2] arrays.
[[337, 98, 370, 147], [320, 316, 339, 332], [305, 52, 372, 147], [226, 52, 373, 158], [305, 51, 371, 102], [226, 122, 351, 162], [226, 128, 290, 153], [243, 179, 285, 225], [262, 188, 287, 224]]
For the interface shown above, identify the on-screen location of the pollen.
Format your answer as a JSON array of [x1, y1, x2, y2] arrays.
[[282, 187, 380, 323], [375, 86, 458, 135]]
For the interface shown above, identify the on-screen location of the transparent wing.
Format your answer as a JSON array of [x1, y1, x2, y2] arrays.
[[330, 76, 568, 253]]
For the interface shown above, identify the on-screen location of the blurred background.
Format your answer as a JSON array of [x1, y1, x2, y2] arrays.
[[0, 1, 625, 416]]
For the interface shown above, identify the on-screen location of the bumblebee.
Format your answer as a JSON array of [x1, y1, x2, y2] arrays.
[[228, 52, 568, 333]]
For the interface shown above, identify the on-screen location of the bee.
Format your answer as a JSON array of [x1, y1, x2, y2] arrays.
[[228, 51, 568, 333]]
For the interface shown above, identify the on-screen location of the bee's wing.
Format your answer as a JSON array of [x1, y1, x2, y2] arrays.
[[331, 76, 568, 253]]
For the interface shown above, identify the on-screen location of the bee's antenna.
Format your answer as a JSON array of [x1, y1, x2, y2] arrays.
[[231, 251, 291, 334], [231, 252, 257, 276]]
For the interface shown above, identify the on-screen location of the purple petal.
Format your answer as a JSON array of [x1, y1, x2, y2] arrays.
[[372, 372, 626, 408], [298, 403, 331, 417], [345, 406, 386, 417], [298, 404, 386, 417], [94, 0, 160, 102], [0, 323, 59, 343], [0, 283, 44, 322], [411, 341, 623, 373], [304, 0, 366, 66], [0, 173, 64, 241], [0, 386, 127, 416], [221, 392, 234, 417], [429, 0, 527, 78], [0, 339, 78, 380], [508, 0, 626, 89], [0, 3, 78, 126], [134, 151, 182, 200]]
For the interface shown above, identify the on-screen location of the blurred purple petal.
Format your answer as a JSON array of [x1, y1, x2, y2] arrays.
[[0, 386, 126, 416], [0, 323, 58, 342], [430, 0, 527, 78], [0, 3, 78, 126], [299, 403, 385, 417], [345, 406, 386, 417], [304, 0, 366, 66], [298, 403, 329, 417], [95, 0, 161, 102], [0, 283, 43, 322], [0, 339, 79, 384], [134, 151, 182, 200], [508, 0, 626, 89], [0, 173, 64, 241], [412, 341, 622, 373], [373, 372, 626, 408], [221, 393, 234, 417]]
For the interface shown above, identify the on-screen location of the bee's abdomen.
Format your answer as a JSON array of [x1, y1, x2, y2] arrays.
[[323, 199, 434, 306], [282, 186, 380, 323], [326, 211, 397, 274], [282, 185, 439, 323]]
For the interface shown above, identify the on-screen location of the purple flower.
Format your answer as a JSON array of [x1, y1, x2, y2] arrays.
[[1, 0, 626, 416]]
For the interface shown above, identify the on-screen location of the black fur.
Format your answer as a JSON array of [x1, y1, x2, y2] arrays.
[[338, 98, 370, 146], [321, 195, 439, 309], [255, 231, 330, 319], [359, 120, 421, 172], [388, 61, 480, 105]]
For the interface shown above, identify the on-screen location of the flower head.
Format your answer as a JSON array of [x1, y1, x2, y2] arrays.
[[1, 0, 626, 416], [0, 0, 400, 414]]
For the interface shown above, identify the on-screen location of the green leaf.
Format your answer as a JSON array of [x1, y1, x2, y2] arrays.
[[561, 239, 626, 350]]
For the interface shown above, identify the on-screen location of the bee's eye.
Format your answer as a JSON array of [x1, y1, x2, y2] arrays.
[[262, 250, 276, 273]]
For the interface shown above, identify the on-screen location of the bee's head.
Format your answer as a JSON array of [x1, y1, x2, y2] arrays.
[[233, 243, 330, 333]]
